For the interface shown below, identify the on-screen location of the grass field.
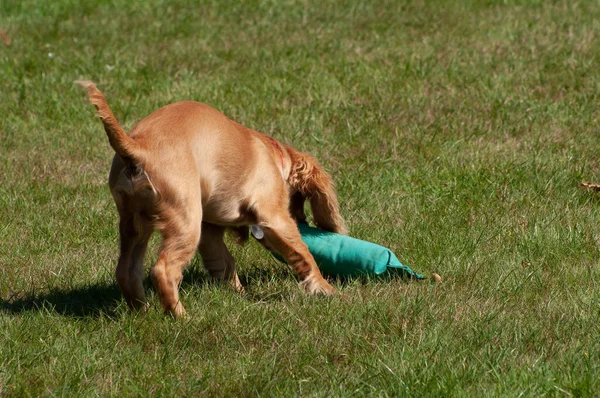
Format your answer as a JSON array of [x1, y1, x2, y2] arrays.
[[2, 0, 600, 396]]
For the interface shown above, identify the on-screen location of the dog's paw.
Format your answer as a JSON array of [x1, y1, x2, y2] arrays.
[[167, 302, 187, 319], [300, 275, 338, 296], [126, 298, 150, 312]]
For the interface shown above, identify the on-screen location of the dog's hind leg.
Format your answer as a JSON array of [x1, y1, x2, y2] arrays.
[[151, 205, 202, 318], [116, 214, 152, 309], [255, 205, 336, 295], [198, 222, 244, 293], [128, 229, 152, 310]]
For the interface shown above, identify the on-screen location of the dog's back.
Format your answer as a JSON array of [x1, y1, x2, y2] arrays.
[[122, 100, 282, 226]]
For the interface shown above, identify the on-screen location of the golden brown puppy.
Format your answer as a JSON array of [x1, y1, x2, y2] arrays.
[[77, 81, 346, 318]]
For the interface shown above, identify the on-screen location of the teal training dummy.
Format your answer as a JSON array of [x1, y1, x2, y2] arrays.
[[252, 222, 423, 279]]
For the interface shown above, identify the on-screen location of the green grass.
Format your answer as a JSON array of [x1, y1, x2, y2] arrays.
[[2, 0, 600, 395]]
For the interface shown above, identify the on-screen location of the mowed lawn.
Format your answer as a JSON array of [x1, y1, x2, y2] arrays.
[[1, 0, 600, 395]]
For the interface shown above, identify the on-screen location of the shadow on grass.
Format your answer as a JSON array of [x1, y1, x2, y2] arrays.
[[0, 264, 424, 317], [0, 282, 123, 318], [0, 264, 286, 317], [0, 265, 211, 318], [184, 263, 301, 303]]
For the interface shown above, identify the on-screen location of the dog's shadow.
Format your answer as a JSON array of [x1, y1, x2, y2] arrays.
[[1, 263, 419, 318], [0, 264, 292, 318], [0, 282, 123, 318]]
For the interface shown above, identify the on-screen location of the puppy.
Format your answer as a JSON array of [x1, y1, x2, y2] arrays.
[[77, 81, 346, 317]]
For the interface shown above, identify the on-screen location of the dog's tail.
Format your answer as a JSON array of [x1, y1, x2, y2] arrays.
[[76, 80, 142, 163], [287, 147, 348, 235]]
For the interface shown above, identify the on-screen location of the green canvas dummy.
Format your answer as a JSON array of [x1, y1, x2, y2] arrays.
[[252, 222, 423, 279]]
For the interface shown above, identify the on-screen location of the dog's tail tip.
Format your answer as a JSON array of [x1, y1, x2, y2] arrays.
[[74, 80, 99, 94], [74, 79, 94, 87], [74, 80, 105, 106]]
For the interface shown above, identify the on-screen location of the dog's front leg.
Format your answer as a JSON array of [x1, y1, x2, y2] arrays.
[[259, 213, 336, 295], [198, 222, 244, 293], [288, 191, 307, 223]]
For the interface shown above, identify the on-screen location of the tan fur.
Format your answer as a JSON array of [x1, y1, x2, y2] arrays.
[[77, 81, 346, 317], [581, 181, 600, 191]]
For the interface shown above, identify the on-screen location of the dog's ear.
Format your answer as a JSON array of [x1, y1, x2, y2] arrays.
[[287, 148, 347, 234]]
